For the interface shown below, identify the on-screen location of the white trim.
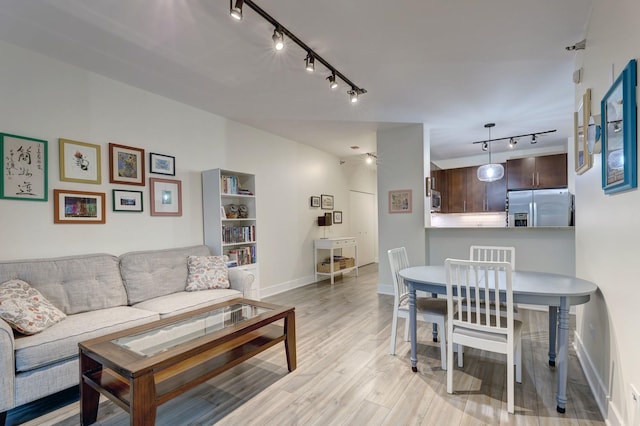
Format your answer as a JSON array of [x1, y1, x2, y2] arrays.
[[259, 275, 315, 298], [574, 332, 619, 425]]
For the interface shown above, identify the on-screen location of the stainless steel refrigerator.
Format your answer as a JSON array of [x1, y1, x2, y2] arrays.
[[506, 189, 573, 227]]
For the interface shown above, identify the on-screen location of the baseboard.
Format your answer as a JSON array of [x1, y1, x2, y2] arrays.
[[574, 332, 618, 425], [259, 275, 315, 299]]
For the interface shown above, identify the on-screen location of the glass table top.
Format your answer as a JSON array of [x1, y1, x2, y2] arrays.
[[111, 303, 271, 357]]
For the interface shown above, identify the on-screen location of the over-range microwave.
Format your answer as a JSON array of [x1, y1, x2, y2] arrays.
[[431, 190, 441, 212]]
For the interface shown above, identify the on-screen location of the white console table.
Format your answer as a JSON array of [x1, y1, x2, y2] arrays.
[[314, 237, 358, 284]]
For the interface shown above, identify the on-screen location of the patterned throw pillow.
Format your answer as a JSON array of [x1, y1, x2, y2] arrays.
[[185, 255, 230, 291], [0, 279, 67, 335]]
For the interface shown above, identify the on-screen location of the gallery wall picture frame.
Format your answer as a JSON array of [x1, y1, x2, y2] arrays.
[[601, 59, 637, 194], [112, 189, 143, 212], [310, 196, 320, 207], [574, 88, 592, 175], [333, 210, 343, 224], [0, 132, 48, 201], [149, 152, 175, 176], [59, 138, 101, 184], [53, 189, 106, 224], [388, 189, 412, 213], [150, 177, 182, 216], [109, 143, 145, 186], [321, 194, 334, 210]]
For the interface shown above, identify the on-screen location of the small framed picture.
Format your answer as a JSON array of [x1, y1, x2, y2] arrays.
[[389, 189, 412, 213], [53, 189, 106, 224], [310, 196, 320, 207], [59, 138, 101, 184], [333, 210, 343, 224], [109, 143, 145, 186], [1, 133, 48, 201], [321, 194, 334, 210], [149, 152, 175, 176], [150, 177, 182, 216], [574, 89, 592, 175], [112, 189, 143, 212]]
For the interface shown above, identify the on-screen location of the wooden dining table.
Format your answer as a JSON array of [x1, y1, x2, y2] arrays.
[[399, 265, 598, 414]]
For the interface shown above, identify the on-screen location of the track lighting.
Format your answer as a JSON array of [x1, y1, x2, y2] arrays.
[[272, 29, 284, 51], [531, 134, 537, 144], [472, 128, 555, 148], [482, 142, 488, 151], [230, 0, 244, 20], [305, 54, 315, 72], [327, 74, 338, 89], [509, 137, 518, 148], [232, 0, 365, 102]]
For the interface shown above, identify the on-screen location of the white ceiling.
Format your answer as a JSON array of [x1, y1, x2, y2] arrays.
[[0, 0, 591, 161]]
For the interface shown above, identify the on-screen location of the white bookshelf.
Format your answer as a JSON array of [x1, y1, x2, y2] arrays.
[[202, 169, 258, 292]]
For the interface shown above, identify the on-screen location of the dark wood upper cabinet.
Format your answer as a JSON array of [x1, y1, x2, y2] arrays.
[[446, 168, 467, 213], [439, 165, 507, 213], [506, 154, 567, 190]]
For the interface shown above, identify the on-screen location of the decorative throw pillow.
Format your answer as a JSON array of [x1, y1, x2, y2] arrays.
[[185, 255, 230, 291], [0, 279, 66, 335]]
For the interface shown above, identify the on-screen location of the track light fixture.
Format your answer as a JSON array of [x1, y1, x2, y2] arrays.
[[472, 128, 556, 148], [229, 0, 244, 20], [232, 0, 366, 102], [305, 53, 315, 72], [482, 142, 488, 151], [272, 29, 284, 51], [327, 73, 338, 89]]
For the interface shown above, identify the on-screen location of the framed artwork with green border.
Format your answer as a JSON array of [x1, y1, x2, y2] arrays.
[[1, 132, 48, 201]]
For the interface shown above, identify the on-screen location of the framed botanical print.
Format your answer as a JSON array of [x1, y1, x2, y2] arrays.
[[109, 143, 145, 186], [321, 194, 334, 210], [150, 177, 182, 216], [59, 138, 101, 184], [0, 133, 48, 201], [389, 189, 412, 213], [574, 89, 592, 175]]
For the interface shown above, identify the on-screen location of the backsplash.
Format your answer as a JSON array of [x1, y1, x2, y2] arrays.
[[430, 212, 506, 228]]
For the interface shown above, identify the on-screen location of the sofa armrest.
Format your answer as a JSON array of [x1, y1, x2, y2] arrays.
[[0, 319, 15, 412], [228, 268, 257, 299]]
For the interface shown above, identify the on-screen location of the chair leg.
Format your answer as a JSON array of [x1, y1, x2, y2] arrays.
[[515, 333, 522, 383], [438, 320, 446, 370], [457, 344, 464, 368], [390, 311, 399, 355], [507, 351, 515, 414], [447, 336, 454, 393]]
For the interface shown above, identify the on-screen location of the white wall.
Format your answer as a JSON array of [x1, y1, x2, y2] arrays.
[[573, 2, 640, 424], [0, 41, 367, 298], [377, 124, 428, 293]]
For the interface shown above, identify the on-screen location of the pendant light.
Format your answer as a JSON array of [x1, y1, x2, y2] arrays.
[[477, 123, 505, 182]]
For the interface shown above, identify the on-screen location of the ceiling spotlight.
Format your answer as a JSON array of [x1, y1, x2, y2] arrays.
[[272, 29, 284, 51], [509, 137, 518, 148], [229, 0, 244, 20], [305, 54, 315, 72], [348, 89, 359, 103], [327, 73, 338, 89], [481, 142, 488, 151], [531, 134, 537, 144]]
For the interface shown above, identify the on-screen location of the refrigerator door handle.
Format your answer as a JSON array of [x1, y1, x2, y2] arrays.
[[529, 202, 535, 227], [532, 201, 537, 227]]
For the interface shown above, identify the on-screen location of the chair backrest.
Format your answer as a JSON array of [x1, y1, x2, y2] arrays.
[[445, 258, 515, 336], [388, 247, 410, 305], [469, 245, 516, 269]]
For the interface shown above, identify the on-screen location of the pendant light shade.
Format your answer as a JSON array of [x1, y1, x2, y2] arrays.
[[477, 123, 505, 182]]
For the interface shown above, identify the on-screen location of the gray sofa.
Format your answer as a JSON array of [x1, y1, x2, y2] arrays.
[[0, 245, 255, 421]]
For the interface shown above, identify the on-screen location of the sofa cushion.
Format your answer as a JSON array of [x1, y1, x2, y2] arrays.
[[14, 306, 159, 372], [120, 245, 211, 305], [0, 279, 66, 335], [0, 254, 127, 315], [185, 255, 230, 291], [132, 289, 241, 319]]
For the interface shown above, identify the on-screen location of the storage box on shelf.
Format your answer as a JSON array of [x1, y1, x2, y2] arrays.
[[314, 238, 358, 284], [202, 169, 259, 296]]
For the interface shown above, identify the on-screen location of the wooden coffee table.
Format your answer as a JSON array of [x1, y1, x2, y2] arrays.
[[79, 298, 295, 425]]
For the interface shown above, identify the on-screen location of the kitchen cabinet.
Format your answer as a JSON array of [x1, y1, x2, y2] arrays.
[[443, 165, 506, 213], [506, 153, 567, 190], [431, 169, 448, 212]]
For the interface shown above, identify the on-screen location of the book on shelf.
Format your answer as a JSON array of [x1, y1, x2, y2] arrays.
[[227, 246, 256, 266], [221, 175, 253, 195]]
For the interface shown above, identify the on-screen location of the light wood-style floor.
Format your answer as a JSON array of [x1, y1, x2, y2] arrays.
[[13, 264, 603, 425]]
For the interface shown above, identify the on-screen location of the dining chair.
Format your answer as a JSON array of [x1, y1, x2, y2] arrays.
[[445, 258, 522, 414], [469, 245, 518, 317], [388, 247, 448, 370]]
